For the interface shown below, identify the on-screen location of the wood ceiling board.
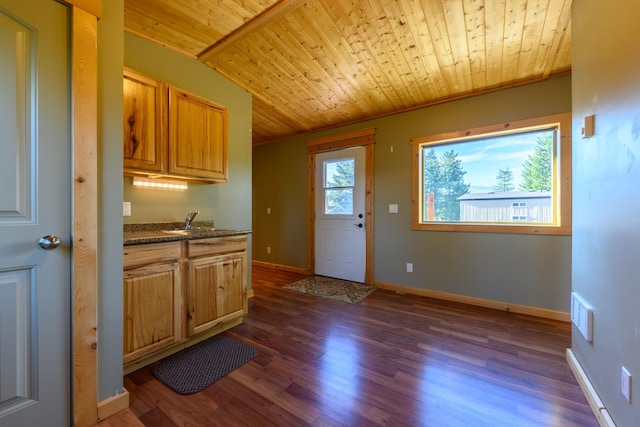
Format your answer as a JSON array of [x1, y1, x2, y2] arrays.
[[442, 0, 475, 94], [358, 0, 435, 106], [123, 0, 574, 145], [461, 0, 488, 90], [421, 0, 462, 95], [484, 0, 507, 88], [538, 0, 572, 78], [288, 3, 392, 114], [300, 1, 402, 116], [516, 0, 553, 77], [402, 0, 449, 96], [198, 0, 307, 61], [501, 0, 527, 84], [125, 0, 280, 57]]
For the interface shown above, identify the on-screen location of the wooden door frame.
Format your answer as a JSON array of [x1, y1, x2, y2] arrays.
[[63, 1, 100, 426], [306, 128, 375, 285]]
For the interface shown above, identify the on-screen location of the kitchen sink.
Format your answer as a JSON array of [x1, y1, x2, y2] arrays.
[[162, 227, 215, 234]]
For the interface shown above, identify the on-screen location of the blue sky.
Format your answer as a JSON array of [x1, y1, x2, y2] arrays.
[[427, 130, 552, 193]]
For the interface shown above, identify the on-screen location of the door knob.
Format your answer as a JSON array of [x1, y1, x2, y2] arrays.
[[353, 223, 363, 228], [38, 235, 61, 250]]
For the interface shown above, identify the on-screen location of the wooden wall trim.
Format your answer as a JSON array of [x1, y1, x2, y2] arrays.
[[306, 129, 376, 285], [252, 260, 311, 276], [97, 390, 130, 422], [63, 0, 101, 18], [306, 154, 315, 278], [375, 280, 571, 322], [71, 6, 99, 427], [306, 127, 376, 154]]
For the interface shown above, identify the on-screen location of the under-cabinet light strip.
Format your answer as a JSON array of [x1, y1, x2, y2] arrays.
[[132, 176, 188, 190]]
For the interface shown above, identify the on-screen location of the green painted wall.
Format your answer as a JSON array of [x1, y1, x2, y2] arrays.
[[123, 32, 252, 233], [98, 0, 124, 401], [96, 30, 253, 400], [572, 1, 640, 425], [254, 75, 572, 312]]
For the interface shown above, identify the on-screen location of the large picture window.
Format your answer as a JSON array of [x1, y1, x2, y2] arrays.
[[411, 113, 571, 235]]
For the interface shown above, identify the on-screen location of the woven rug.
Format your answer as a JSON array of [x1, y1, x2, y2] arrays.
[[284, 275, 377, 304], [152, 335, 257, 394]]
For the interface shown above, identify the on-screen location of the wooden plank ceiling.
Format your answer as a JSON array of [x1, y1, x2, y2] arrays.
[[124, 0, 572, 145]]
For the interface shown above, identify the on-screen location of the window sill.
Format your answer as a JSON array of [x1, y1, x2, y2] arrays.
[[410, 222, 571, 236]]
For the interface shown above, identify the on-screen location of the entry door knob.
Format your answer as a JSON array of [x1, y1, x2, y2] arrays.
[[38, 235, 61, 250]]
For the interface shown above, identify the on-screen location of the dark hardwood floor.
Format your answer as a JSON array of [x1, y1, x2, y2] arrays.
[[100, 266, 598, 426]]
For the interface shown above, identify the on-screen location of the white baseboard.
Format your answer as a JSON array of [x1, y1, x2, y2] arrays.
[[566, 349, 616, 427]]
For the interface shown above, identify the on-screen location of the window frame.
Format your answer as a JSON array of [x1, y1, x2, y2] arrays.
[[322, 156, 356, 217], [411, 113, 572, 235]]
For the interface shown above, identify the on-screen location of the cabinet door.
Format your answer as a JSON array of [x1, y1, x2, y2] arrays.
[[123, 68, 166, 173], [187, 252, 246, 336], [169, 86, 228, 182], [123, 262, 181, 364]]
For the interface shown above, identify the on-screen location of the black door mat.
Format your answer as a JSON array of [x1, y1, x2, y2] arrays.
[[152, 335, 258, 394]]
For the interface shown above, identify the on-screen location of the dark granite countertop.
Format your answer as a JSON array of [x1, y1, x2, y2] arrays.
[[124, 221, 251, 246]]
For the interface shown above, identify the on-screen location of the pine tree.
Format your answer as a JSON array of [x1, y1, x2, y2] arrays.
[[423, 148, 469, 221], [326, 160, 354, 214], [520, 135, 553, 191], [439, 150, 470, 221], [493, 167, 515, 192], [423, 148, 441, 219]]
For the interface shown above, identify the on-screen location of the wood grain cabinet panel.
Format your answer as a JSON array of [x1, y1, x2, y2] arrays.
[[122, 68, 228, 183], [123, 262, 181, 365], [123, 236, 247, 371], [169, 87, 228, 182], [123, 68, 165, 173], [187, 251, 246, 337]]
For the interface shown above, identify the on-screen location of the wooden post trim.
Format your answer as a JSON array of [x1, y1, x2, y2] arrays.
[[63, 0, 101, 18], [71, 6, 99, 427]]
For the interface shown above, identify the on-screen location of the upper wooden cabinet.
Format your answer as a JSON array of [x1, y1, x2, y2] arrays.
[[123, 68, 228, 183], [169, 87, 228, 181], [123, 69, 165, 173]]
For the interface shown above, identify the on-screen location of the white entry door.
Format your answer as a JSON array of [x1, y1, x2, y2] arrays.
[[0, 1, 71, 426], [315, 147, 366, 282]]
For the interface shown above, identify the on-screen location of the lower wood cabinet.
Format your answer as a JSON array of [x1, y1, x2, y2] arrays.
[[188, 253, 245, 336], [123, 235, 247, 372], [123, 261, 181, 365]]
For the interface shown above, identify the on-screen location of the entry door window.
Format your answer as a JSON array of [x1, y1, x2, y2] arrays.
[[323, 158, 354, 216]]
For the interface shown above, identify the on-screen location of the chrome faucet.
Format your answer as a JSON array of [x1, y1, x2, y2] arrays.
[[183, 210, 199, 229]]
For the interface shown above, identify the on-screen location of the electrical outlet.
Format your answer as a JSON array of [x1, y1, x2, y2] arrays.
[[267, 207, 271, 214], [622, 367, 632, 402], [123, 202, 131, 216], [266, 246, 271, 254], [571, 292, 593, 342], [406, 263, 413, 273]]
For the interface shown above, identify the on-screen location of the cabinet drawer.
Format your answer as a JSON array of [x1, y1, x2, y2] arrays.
[[123, 241, 181, 269], [187, 236, 247, 258]]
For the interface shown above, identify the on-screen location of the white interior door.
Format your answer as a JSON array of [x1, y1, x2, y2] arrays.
[[0, 1, 71, 426], [315, 146, 366, 282]]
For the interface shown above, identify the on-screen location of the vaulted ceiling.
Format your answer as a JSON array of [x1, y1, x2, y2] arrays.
[[124, 0, 572, 145]]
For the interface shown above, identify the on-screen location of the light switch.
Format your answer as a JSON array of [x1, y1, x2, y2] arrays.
[[389, 204, 398, 213], [123, 202, 131, 217]]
